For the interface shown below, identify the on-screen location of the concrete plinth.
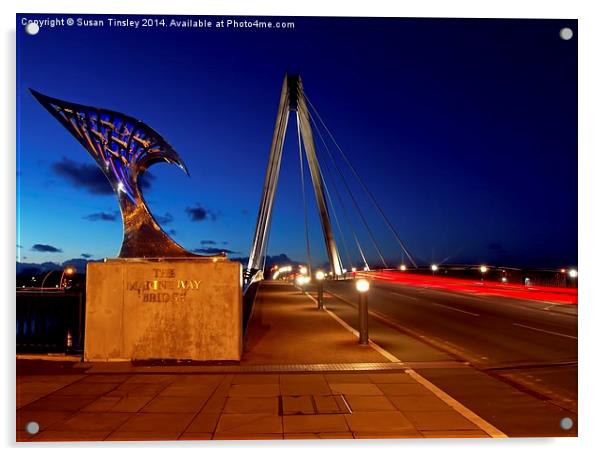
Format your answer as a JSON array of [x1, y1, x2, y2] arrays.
[[84, 258, 242, 362]]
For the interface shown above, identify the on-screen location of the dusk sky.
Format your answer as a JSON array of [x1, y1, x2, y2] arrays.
[[16, 15, 577, 269]]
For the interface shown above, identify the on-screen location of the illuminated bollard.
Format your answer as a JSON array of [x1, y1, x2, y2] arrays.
[[355, 279, 370, 345], [316, 270, 325, 309], [296, 275, 309, 294]]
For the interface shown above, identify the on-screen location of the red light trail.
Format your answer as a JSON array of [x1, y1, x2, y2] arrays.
[[356, 270, 578, 305]]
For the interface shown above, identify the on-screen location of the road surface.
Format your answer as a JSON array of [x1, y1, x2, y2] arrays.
[[314, 278, 577, 437]]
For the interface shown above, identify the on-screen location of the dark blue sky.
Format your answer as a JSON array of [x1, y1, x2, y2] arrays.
[[16, 15, 577, 268]]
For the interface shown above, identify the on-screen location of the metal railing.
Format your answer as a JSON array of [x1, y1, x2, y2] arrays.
[[16, 290, 85, 354]]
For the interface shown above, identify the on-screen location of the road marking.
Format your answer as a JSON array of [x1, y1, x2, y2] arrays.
[[431, 302, 480, 317], [303, 288, 507, 438], [405, 369, 507, 438], [391, 291, 420, 301], [512, 323, 577, 340]]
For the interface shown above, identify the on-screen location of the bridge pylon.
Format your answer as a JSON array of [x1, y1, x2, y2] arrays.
[[247, 75, 343, 277]]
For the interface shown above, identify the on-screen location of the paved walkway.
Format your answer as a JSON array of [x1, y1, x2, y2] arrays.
[[16, 282, 493, 441], [242, 281, 388, 364]]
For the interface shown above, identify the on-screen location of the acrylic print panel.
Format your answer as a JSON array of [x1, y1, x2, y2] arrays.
[[16, 13, 577, 442]]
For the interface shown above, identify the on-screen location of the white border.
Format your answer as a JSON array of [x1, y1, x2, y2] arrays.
[[3, 1, 600, 455]]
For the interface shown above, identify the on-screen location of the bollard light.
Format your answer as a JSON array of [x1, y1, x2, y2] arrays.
[[316, 271, 325, 309], [356, 278, 370, 293], [355, 279, 370, 345]]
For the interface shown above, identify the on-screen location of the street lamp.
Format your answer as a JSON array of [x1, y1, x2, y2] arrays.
[[299, 266, 308, 275], [351, 267, 357, 273], [355, 279, 370, 345], [316, 270, 325, 309], [568, 269, 578, 279], [40, 266, 76, 291], [400, 264, 407, 271], [60, 267, 76, 289], [431, 264, 438, 276], [479, 265, 488, 281]]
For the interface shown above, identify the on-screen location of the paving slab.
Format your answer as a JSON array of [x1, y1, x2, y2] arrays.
[[184, 413, 220, 433], [223, 397, 280, 414], [403, 410, 480, 431], [141, 395, 211, 413], [344, 411, 415, 433], [283, 414, 349, 434], [215, 413, 283, 434], [113, 412, 196, 434], [345, 395, 396, 412]]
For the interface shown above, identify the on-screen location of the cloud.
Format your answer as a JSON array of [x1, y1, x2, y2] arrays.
[[31, 243, 62, 253], [154, 212, 174, 225], [138, 172, 155, 191], [51, 157, 155, 194], [200, 240, 217, 245], [81, 253, 93, 258], [186, 204, 219, 222], [168, 229, 177, 236], [51, 157, 112, 195], [83, 211, 119, 222], [192, 247, 237, 255]]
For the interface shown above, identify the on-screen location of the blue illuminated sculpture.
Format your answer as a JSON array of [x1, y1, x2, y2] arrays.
[[31, 89, 199, 258]]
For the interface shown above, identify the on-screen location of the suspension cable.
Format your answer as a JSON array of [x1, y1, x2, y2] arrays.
[[316, 133, 368, 270], [296, 112, 313, 277], [301, 110, 387, 269], [314, 139, 354, 270], [303, 92, 417, 268]]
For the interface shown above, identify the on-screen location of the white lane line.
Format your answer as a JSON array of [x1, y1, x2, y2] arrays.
[[303, 289, 507, 438], [431, 302, 480, 317], [404, 369, 507, 438], [512, 323, 577, 340], [391, 291, 420, 301]]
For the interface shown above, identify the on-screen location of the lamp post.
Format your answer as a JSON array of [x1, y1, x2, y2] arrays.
[[479, 265, 488, 282], [355, 278, 370, 345], [40, 270, 57, 290], [60, 267, 76, 289], [567, 269, 578, 288], [40, 266, 76, 292], [316, 270, 325, 309], [431, 264, 438, 276]]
